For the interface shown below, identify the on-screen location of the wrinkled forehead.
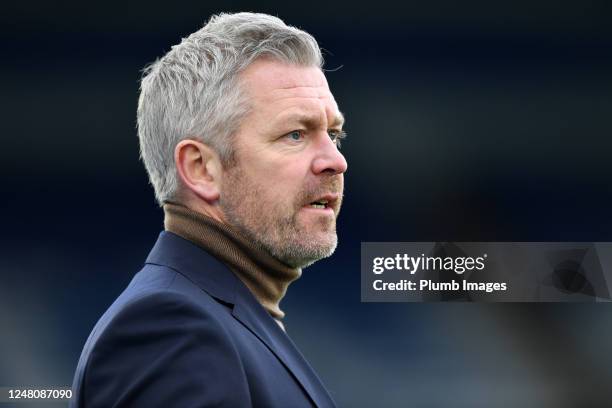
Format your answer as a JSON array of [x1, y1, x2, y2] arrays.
[[239, 58, 340, 115]]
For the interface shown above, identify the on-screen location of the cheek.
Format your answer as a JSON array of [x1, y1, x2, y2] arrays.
[[257, 156, 309, 183], [268, 173, 303, 203], [262, 164, 309, 205], [238, 148, 312, 200]]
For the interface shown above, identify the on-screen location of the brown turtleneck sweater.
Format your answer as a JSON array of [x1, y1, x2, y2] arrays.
[[163, 203, 301, 322]]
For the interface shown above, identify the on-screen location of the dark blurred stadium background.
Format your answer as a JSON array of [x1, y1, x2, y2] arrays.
[[2, 1, 612, 407]]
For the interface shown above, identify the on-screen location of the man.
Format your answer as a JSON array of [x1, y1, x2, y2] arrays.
[[71, 12, 347, 408]]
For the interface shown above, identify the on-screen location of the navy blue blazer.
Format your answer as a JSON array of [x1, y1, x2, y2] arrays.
[[71, 231, 337, 407]]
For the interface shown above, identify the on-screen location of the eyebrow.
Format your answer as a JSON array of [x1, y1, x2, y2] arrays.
[[275, 111, 345, 131], [332, 111, 345, 128]]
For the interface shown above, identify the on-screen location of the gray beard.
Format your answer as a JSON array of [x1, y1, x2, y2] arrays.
[[219, 169, 339, 268], [224, 210, 337, 268]]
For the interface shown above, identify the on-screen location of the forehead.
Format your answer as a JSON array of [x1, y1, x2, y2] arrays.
[[238, 58, 340, 123]]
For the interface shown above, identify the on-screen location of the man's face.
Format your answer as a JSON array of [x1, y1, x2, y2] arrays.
[[219, 58, 348, 268]]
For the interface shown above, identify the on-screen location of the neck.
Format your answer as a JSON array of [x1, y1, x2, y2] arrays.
[[163, 202, 302, 320]]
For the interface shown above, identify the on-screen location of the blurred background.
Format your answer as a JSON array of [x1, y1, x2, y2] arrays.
[[2, 1, 612, 407]]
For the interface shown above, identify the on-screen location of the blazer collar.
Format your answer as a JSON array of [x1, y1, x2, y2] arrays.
[[144, 231, 336, 408], [145, 231, 240, 305]]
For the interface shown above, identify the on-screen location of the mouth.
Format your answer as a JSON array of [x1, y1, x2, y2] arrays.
[[305, 193, 339, 211]]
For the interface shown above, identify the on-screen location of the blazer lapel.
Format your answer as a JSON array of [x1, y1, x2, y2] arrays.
[[231, 287, 336, 408], [145, 232, 336, 408]]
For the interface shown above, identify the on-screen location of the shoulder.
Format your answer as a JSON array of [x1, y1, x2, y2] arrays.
[[74, 267, 250, 408]]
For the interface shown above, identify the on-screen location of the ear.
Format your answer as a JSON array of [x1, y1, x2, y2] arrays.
[[174, 139, 223, 203]]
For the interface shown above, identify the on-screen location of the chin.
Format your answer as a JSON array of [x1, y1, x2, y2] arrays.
[[277, 231, 338, 269], [301, 234, 338, 264]]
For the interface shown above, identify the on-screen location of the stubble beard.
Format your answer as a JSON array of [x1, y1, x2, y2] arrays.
[[219, 165, 342, 268]]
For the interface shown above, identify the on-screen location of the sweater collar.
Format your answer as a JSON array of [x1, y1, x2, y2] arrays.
[[163, 202, 301, 320]]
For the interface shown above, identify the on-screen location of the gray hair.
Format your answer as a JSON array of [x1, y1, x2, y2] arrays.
[[137, 12, 323, 205]]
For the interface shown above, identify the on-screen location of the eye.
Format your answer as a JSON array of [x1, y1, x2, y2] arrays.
[[328, 129, 347, 148], [285, 130, 303, 142]]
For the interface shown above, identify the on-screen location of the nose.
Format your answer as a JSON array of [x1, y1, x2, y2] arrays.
[[311, 133, 348, 176]]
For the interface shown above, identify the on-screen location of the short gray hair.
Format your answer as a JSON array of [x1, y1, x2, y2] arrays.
[[137, 12, 323, 205]]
